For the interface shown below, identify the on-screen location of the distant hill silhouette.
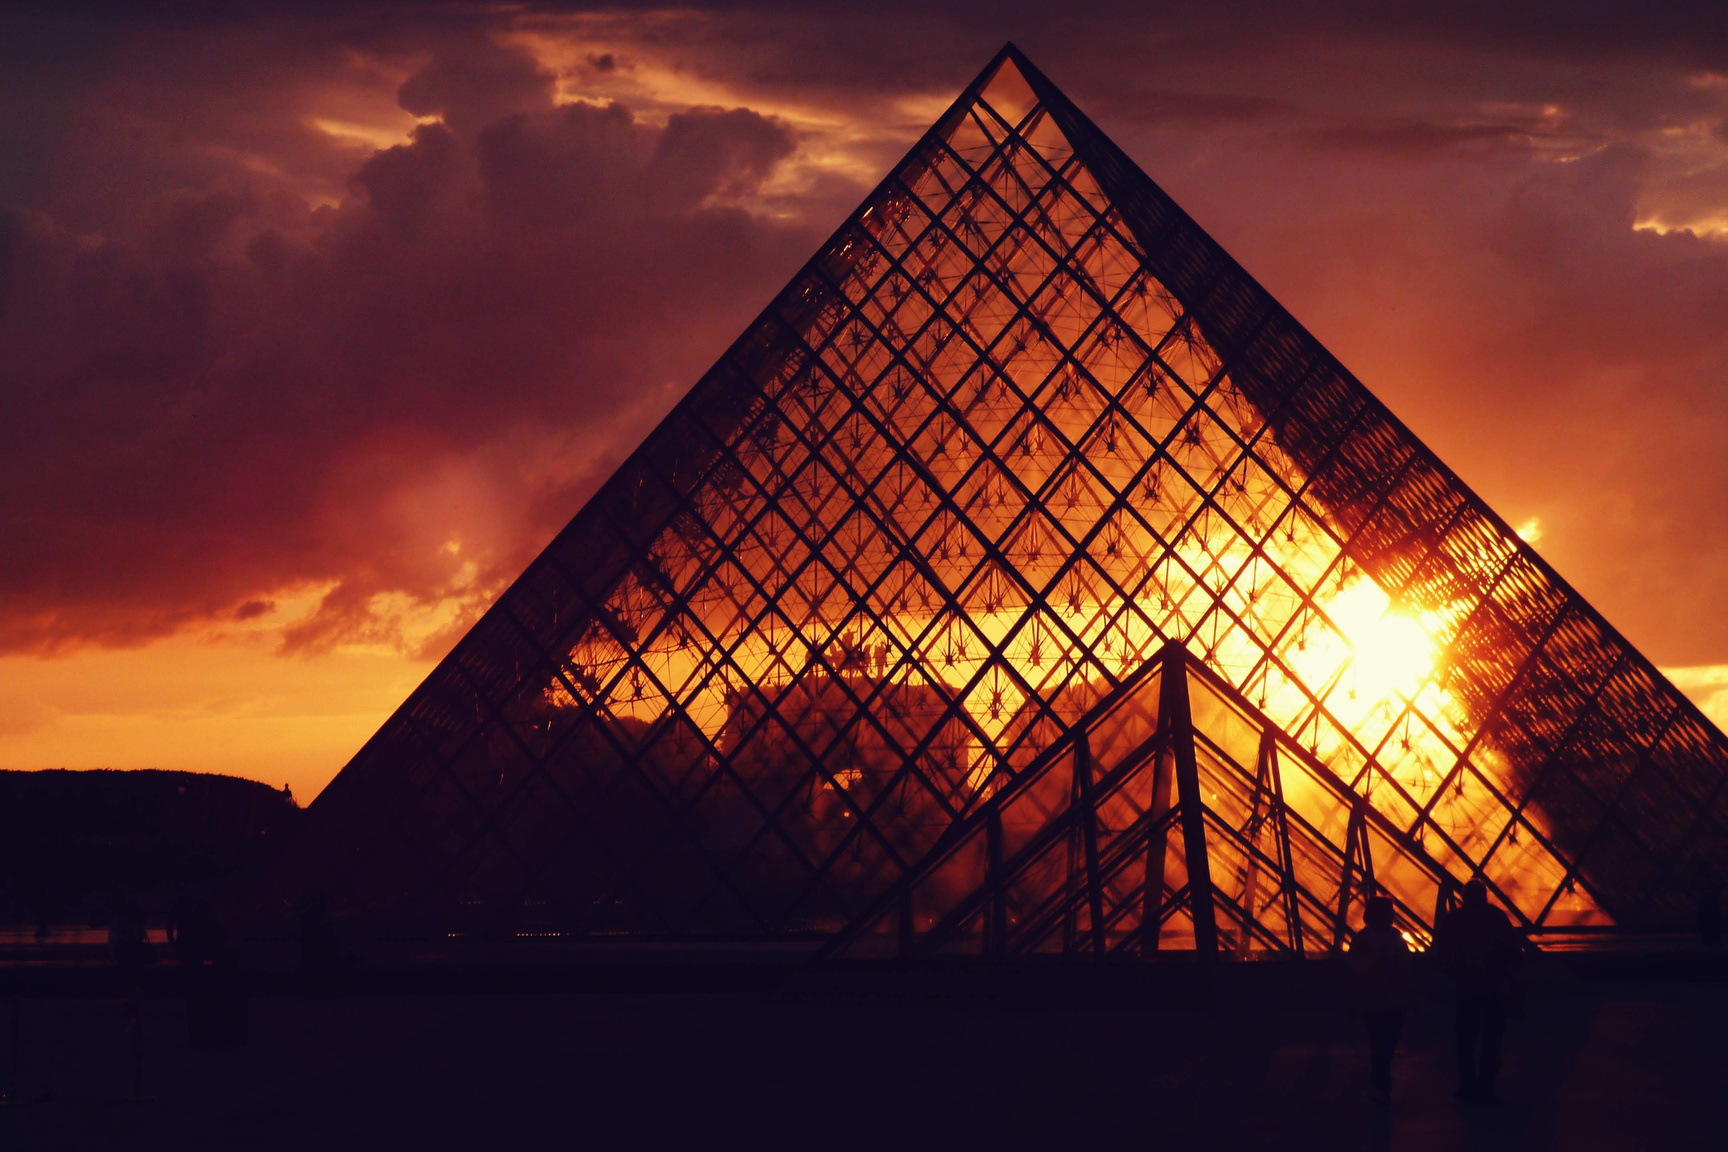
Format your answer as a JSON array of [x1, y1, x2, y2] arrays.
[[0, 769, 300, 926]]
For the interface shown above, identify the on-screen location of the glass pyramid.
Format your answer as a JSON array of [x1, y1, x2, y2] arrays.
[[269, 46, 1728, 954]]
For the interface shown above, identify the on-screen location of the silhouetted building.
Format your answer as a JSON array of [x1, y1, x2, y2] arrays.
[[265, 46, 1728, 958]]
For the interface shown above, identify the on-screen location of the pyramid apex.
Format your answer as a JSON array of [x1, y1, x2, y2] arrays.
[[974, 45, 1040, 127], [993, 40, 1031, 70], [969, 42, 1026, 86]]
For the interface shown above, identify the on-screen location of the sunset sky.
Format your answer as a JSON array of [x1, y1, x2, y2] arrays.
[[4, 1, 1728, 803]]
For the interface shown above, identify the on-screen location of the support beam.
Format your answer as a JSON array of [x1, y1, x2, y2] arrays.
[[1063, 766, 1080, 956], [1357, 810, 1376, 893], [1076, 734, 1107, 958], [1433, 873, 1460, 935], [1142, 733, 1175, 954], [1332, 796, 1373, 952], [1267, 732, 1304, 956], [1236, 728, 1275, 959], [986, 807, 1006, 959], [1160, 641, 1219, 960]]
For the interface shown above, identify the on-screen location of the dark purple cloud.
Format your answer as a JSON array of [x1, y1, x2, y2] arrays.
[[0, 27, 814, 655], [396, 37, 558, 134]]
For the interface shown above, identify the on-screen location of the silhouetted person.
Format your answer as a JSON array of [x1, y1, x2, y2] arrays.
[[1698, 874, 1722, 949], [192, 943, 249, 1048], [1348, 895, 1413, 1104], [108, 893, 151, 998], [170, 896, 242, 1045], [206, 939, 248, 1050], [167, 895, 225, 970], [298, 892, 341, 992], [30, 888, 63, 943], [1432, 878, 1522, 1103]]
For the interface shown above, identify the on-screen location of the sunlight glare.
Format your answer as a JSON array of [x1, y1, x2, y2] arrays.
[[1326, 577, 1435, 704]]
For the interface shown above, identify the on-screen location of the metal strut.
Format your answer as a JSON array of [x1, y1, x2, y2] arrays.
[[1076, 734, 1107, 957], [1331, 794, 1377, 952], [1160, 641, 1219, 959]]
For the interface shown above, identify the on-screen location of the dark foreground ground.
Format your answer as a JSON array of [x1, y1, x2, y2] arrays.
[[0, 957, 1724, 1151]]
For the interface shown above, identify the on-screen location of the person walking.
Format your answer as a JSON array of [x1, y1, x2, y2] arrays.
[[167, 895, 223, 971], [1348, 895, 1413, 1104], [108, 893, 151, 999], [1432, 878, 1522, 1104]]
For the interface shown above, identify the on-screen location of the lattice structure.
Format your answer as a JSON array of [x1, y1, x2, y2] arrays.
[[821, 643, 1451, 960], [269, 46, 1728, 954]]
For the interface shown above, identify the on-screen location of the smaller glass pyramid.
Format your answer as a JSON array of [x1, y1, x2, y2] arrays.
[[821, 643, 1444, 959]]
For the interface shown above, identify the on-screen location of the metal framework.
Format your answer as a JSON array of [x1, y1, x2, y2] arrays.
[[267, 46, 1728, 954], [820, 642, 1453, 959]]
